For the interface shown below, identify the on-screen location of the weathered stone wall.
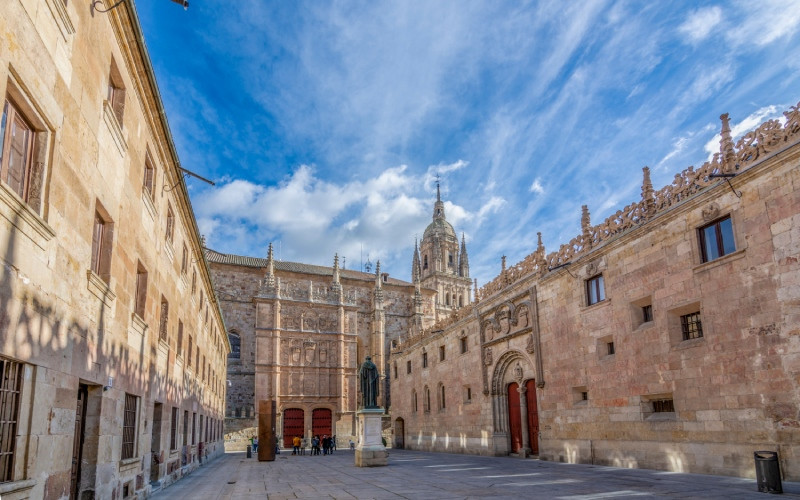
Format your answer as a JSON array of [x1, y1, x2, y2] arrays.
[[391, 107, 800, 479], [0, 1, 228, 498]]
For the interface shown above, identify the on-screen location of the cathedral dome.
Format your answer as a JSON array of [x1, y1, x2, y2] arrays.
[[423, 217, 457, 241]]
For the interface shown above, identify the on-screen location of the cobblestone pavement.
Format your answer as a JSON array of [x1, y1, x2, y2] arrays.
[[153, 449, 799, 499]]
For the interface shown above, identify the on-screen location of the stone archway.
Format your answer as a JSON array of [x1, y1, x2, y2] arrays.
[[490, 350, 537, 456]]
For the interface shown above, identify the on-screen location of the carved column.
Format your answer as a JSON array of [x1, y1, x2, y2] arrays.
[[518, 384, 531, 457]]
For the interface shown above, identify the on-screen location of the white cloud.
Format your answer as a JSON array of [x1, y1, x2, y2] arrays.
[[727, 0, 800, 47], [529, 178, 544, 194], [678, 6, 723, 44]]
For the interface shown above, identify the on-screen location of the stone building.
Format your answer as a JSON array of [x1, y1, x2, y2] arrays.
[[390, 103, 800, 480], [0, 1, 228, 498], [207, 245, 437, 447]]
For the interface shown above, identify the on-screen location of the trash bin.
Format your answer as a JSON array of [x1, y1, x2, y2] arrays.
[[246, 445, 252, 458], [754, 451, 782, 494]]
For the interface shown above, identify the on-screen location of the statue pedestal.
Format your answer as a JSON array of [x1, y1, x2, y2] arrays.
[[355, 408, 387, 467]]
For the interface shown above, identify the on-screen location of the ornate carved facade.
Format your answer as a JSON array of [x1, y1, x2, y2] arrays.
[[209, 247, 436, 446], [390, 102, 800, 480]]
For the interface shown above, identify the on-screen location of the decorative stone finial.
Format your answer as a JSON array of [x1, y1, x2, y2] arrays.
[[375, 261, 382, 289], [263, 242, 276, 292], [536, 232, 547, 273], [200, 234, 206, 247], [332, 253, 340, 284], [581, 205, 592, 248], [719, 113, 736, 174], [641, 166, 655, 215]]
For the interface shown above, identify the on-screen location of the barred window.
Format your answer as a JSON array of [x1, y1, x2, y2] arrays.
[[121, 393, 138, 460], [680, 312, 703, 341], [652, 399, 675, 413], [170, 407, 178, 450], [0, 357, 22, 482]]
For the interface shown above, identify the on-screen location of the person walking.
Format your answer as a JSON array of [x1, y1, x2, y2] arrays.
[[312, 435, 320, 455]]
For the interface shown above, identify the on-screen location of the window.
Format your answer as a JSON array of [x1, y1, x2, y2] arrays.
[[699, 216, 735, 263], [196, 350, 200, 373], [199, 415, 204, 443], [573, 386, 588, 405], [183, 411, 189, 447], [177, 321, 184, 355], [192, 412, 197, 445], [143, 153, 155, 199], [91, 205, 114, 283], [188, 336, 193, 366], [0, 99, 33, 202], [681, 312, 703, 340], [191, 269, 197, 295], [159, 297, 168, 342], [439, 345, 445, 361], [465, 386, 472, 403], [423, 255, 428, 270], [586, 274, 605, 305], [393, 362, 397, 379], [181, 244, 188, 275], [424, 386, 431, 413], [406, 360, 411, 374], [445, 293, 450, 306], [412, 391, 417, 413], [458, 295, 463, 307], [448, 253, 453, 267], [439, 385, 446, 410], [134, 262, 147, 318], [107, 59, 126, 125], [422, 352, 428, 368], [460, 336, 468, 354], [122, 393, 138, 460], [0, 356, 23, 482], [170, 407, 178, 450], [652, 399, 675, 413], [607, 341, 615, 356], [165, 204, 175, 244], [642, 304, 653, 323], [228, 332, 240, 359]]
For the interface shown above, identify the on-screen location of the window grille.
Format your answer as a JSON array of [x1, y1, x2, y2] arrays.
[[0, 358, 22, 482], [122, 393, 138, 460], [680, 312, 703, 340], [652, 399, 675, 413], [170, 407, 178, 450]]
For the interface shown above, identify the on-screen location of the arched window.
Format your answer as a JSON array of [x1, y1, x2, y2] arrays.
[[458, 295, 463, 307], [445, 293, 450, 306], [438, 383, 446, 410], [424, 386, 431, 413], [423, 255, 428, 270], [412, 390, 418, 413], [228, 331, 240, 359]]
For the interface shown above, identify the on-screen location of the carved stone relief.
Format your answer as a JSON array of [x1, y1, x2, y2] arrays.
[[484, 347, 493, 366], [702, 202, 721, 222]]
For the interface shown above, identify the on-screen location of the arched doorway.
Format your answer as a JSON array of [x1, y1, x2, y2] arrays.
[[526, 379, 539, 455], [394, 418, 405, 449], [312, 408, 332, 438], [507, 382, 522, 453], [282, 408, 304, 448]]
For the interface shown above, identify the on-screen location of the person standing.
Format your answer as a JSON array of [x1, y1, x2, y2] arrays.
[[300, 436, 307, 455], [332, 435, 336, 453], [292, 435, 301, 455], [252, 437, 259, 453]]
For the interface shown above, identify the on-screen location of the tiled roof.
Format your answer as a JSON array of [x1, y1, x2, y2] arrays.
[[204, 247, 414, 286]]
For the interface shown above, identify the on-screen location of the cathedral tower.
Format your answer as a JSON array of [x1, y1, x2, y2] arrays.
[[415, 183, 472, 321]]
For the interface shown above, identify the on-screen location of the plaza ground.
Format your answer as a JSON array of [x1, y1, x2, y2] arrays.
[[152, 448, 799, 499]]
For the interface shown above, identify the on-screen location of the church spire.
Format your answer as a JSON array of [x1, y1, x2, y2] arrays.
[[412, 238, 421, 282], [433, 180, 446, 220], [459, 233, 469, 278]]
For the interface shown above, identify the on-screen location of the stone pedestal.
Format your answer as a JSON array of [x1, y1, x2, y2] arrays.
[[354, 408, 387, 467]]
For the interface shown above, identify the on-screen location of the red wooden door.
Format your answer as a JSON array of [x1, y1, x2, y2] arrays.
[[507, 382, 522, 453], [283, 408, 304, 448], [526, 379, 539, 455], [312, 408, 332, 437]]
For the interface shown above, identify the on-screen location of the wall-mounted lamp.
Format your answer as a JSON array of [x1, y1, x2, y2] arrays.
[[103, 376, 114, 391], [709, 173, 742, 198], [93, 0, 188, 14], [548, 261, 577, 278]]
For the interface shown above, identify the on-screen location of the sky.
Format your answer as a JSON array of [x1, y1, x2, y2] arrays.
[[136, 0, 800, 286]]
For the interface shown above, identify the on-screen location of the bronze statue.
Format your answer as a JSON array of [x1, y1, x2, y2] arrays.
[[359, 356, 379, 408]]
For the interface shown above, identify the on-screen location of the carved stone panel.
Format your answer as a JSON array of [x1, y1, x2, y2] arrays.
[[256, 302, 273, 328]]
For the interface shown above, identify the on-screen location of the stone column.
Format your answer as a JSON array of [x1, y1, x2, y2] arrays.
[[518, 385, 531, 457]]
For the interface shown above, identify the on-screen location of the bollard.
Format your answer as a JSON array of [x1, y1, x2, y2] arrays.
[[246, 445, 252, 458], [754, 451, 782, 494]]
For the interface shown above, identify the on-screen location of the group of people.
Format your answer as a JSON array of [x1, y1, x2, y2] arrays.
[[291, 434, 337, 455]]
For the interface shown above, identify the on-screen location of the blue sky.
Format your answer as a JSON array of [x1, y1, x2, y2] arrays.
[[137, 0, 800, 286]]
